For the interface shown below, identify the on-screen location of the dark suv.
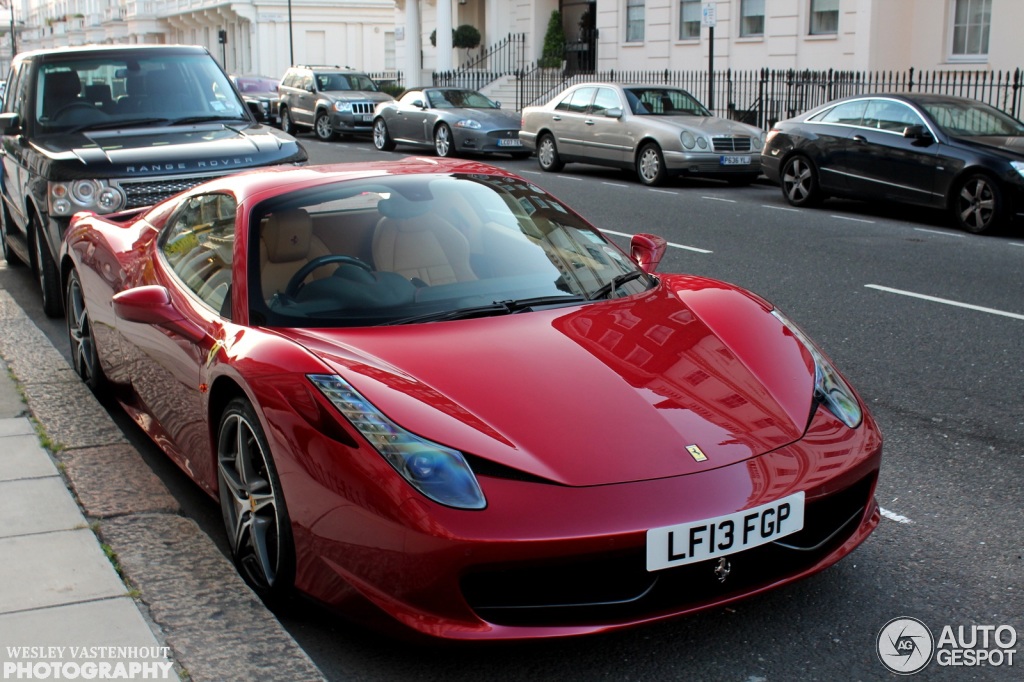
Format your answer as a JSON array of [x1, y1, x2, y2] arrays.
[[278, 65, 394, 141], [0, 44, 307, 316]]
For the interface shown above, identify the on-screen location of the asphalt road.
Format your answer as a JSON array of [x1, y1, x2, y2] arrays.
[[4, 135, 1022, 680]]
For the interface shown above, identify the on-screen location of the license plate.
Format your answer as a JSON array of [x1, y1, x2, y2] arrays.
[[498, 138, 522, 147], [720, 155, 751, 165], [645, 491, 805, 571], [360, 114, 373, 122]]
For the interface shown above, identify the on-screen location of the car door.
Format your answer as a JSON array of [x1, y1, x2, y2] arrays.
[[1, 61, 31, 253], [293, 72, 316, 126], [580, 87, 631, 165], [842, 98, 941, 205], [801, 99, 868, 194], [549, 86, 597, 159], [389, 90, 429, 141], [115, 193, 237, 490]]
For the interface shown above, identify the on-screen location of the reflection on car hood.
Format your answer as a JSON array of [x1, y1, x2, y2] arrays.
[[441, 108, 521, 128], [959, 135, 1024, 157], [33, 124, 304, 176], [325, 91, 394, 104], [289, 275, 817, 487], [655, 115, 761, 137]]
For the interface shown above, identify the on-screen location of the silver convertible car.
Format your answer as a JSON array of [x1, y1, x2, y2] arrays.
[[372, 87, 528, 158], [520, 82, 765, 186]]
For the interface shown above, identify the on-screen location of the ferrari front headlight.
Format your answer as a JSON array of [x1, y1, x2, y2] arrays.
[[309, 374, 487, 509], [771, 310, 863, 429]]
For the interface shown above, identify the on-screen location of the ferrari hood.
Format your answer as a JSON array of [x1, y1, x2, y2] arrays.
[[290, 277, 817, 487], [33, 123, 305, 178], [448, 108, 522, 128]]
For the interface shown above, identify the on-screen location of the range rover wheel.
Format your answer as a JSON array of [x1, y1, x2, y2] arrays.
[[31, 216, 62, 318]]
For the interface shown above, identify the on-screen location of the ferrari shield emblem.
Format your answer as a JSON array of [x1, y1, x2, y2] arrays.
[[686, 444, 708, 462]]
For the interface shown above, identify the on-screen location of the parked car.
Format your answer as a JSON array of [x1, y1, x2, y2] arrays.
[[372, 87, 528, 158], [278, 65, 394, 140], [230, 74, 281, 127], [519, 82, 765, 186], [0, 44, 307, 317], [61, 157, 881, 640], [762, 93, 1024, 234]]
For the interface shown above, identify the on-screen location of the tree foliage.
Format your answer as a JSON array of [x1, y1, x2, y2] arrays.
[[540, 10, 566, 68]]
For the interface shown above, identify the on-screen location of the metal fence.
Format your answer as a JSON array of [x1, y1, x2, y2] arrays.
[[514, 67, 1024, 127], [433, 33, 527, 91]]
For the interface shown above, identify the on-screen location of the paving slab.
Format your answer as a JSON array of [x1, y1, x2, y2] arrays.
[[0, 477, 85, 538], [0, 316, 78, 386], [102, 514, 326, 682], [0, 529, 127, 614], [0, 598, 173, 667], [0, 417, 35, 438], [20, 380, 128, 450], [58, 444, 181, 518], [0, 432, 58, 481]]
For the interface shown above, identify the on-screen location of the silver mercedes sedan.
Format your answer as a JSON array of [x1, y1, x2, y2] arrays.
[[520, 82, 765, 186], [372, 87, 529, 159]]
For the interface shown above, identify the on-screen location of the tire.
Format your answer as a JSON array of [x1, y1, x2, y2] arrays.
[[314, 111, 336, 141], [217, 397, 296, 605], [537, 134, 564, 172], [31, 215, 63, 318], [373, 117, 396, 151], [65, 268, 106, 392], [780, 155, 824, 207], [434, 123, 456, 157], [636, 142, 668, 187], [0, 201, 24, 267], [280, 107, 296, 136], [952, 172, 1003, 234]]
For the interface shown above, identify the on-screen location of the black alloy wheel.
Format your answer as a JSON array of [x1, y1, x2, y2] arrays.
[[953, 173, 1003, 234], [780, 155, 824, 207], [32, 215, 63, 317], [65, 268, 106, 391]]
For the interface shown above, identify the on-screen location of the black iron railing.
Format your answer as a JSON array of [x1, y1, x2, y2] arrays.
[[433, 33, 527, 91]]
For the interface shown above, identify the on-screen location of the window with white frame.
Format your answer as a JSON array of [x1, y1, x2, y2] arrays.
[[679, 0, 701, 40], [740, 0, 765, 37], [951, 0, 991, 58], [809, 0, 839, 35], [627, 0, 645, 42], [385, 32, 396, 69]]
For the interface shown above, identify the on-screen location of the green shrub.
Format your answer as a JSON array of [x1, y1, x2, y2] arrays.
[[540, 11, 566, 68]]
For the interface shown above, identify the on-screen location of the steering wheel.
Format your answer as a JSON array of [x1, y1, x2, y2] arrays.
[[51, 101, 101, 120], [284, 254, 373, 298]]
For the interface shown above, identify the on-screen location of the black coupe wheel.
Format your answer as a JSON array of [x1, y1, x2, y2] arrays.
[[31, 216, 63, 317], [315, 111, 336, 141], [780, 155, 824, 207], [217, 398, 295, 603], [434, 123, 456, 157], [537, 134, 564, 172], [636, 143, 667, 186], [953, 173, 1003, 234], [373, 118, 396, 151], [65, 268, 106, 391]]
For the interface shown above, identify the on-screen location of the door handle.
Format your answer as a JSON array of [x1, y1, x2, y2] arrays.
[[584, 119, 595, 125], [552, 115, 561, 121], [851, 135, 867, 144]]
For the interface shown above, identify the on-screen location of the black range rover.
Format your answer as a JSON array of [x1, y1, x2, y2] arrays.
[[0, 44, 308, 316]]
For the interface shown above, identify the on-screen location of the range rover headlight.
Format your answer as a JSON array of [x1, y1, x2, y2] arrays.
[[309, 374, 487, 510], [772, 310, 863, 429], [48, 180, 126, 216]]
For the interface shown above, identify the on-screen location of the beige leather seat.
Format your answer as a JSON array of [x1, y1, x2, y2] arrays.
[[259, 209, 330, 299], [372, 196, 476, 286]]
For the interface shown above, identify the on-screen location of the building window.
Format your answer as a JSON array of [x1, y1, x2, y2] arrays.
[[385, 32, 396, 69], [951, 0, 991, 57], [809, 0, 839, 35], [679, 0, 701, 40], [626, 0, 645, 43], [740, 0, 765, 37]]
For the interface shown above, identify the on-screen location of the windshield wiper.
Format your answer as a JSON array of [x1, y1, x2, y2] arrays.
[[588, 270, 648, 301], [169, 115, 248, 125], [382, 294, 585, 326], [66, 117, 172, 133]]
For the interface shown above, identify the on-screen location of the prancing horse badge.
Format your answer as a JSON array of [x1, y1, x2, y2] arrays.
[[686, 444, 708, 462]]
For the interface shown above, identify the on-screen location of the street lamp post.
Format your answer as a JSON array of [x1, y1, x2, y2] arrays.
[[287, 0, 293, 65], [9, 2, 17, 60]]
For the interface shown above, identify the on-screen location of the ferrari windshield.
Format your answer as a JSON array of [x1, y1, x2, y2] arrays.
[[427, 89, 499, 109], [249, 173, 650, 327]]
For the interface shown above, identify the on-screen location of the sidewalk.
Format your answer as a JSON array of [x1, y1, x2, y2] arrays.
[[0, 288, 325, 682]]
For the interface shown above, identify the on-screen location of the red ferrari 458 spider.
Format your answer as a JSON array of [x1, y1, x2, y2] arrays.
[[60, 158, 882, 640]]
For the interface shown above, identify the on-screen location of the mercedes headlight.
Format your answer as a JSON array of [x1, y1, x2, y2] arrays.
[[771, 310, 863, 429], [309, 374, 486, 509], [48, 180, 126, 216], [696, 137, 708, 149], [455, 119, 481, 129], [680, 131, 696, 149]]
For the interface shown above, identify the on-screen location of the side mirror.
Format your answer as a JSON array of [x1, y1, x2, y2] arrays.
[[495, 101, 502, 109], [0, 112, 21, 135], [903, 124, 932, 141], [630, 233, 667, 273], [113, 285, 205, 343], [412, 100, 426, 109], [605, 107, 624, 119], [245, 100, 265, 122]]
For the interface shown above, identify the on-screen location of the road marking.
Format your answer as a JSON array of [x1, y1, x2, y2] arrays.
[[762, 205, 800, 212], [1010, 242, 1024, 248], [602, 182, 630, 188], [831, 215, 875, 224], [649, 189, 676, 195], [520, 170, 542, 175], [914, 227, 966, 238], [702, 196, 736, 203], [559, 175, 583, 181], [866, 284, 1024, 321], [880, 507, 913, 524], [603, 229, 713, 254]]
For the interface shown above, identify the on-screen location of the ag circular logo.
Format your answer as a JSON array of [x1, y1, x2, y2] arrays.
[[877, 617, 935, 675]]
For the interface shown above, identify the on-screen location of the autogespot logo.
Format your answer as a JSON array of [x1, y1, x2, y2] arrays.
[[877, 617, 935, 675]]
